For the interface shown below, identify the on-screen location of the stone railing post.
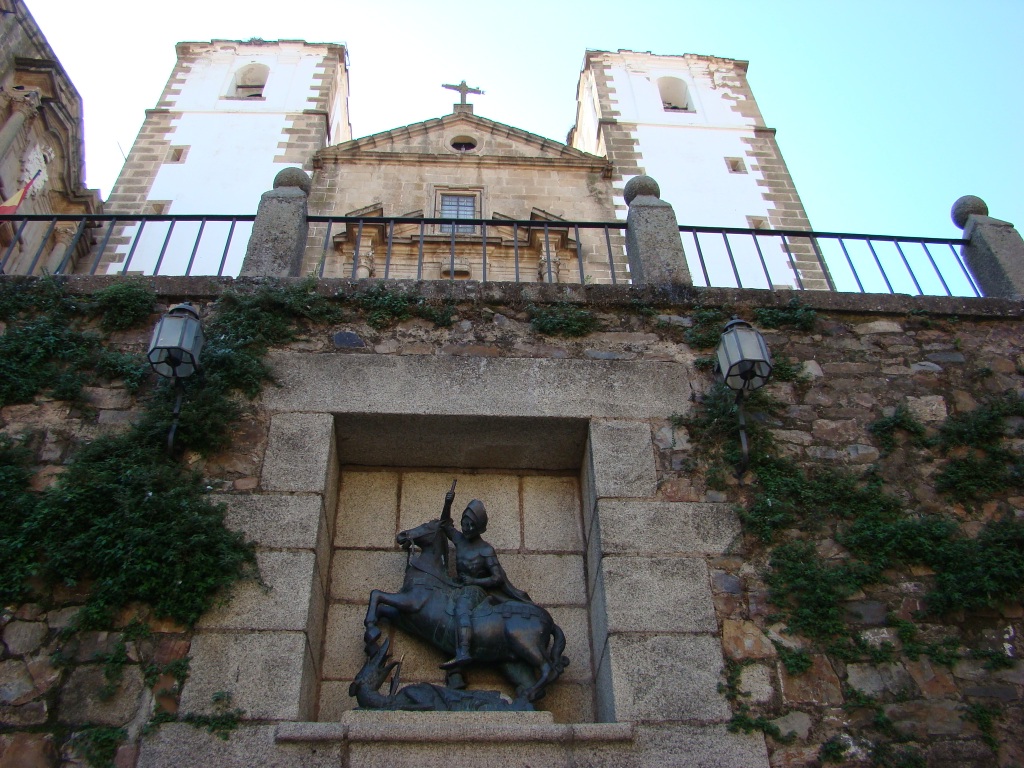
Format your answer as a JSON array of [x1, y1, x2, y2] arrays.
[[952, 195, 1024, 298], [624, 175, 691, 286], [239, 167, 312, 278]]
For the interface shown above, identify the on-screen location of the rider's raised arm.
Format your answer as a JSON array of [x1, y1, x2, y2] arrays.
[[439, 482, 457, 536]]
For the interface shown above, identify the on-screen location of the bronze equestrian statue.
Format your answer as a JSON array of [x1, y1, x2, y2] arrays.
[[361, 483, 569, 704]]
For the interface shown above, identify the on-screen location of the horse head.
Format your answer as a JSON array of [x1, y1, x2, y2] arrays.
[[396, 518, 449, 583], [396, 518, 442, 551]]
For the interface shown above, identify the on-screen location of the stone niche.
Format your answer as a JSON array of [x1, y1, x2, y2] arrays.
[[321, 413, 594, 722], [156, 353, 764, 767]]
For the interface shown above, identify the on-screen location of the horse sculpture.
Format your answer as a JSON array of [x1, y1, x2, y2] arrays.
[[362, 517, 569, 703]]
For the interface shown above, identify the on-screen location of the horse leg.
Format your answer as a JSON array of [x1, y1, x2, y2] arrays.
[[364, 590, 425, 652], [507, 629, 555, 703], [363, 589, 389, 650], [499, 662, 534, 701]]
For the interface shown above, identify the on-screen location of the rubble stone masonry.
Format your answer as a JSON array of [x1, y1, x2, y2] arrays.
[[0, 276, 1021, 767]]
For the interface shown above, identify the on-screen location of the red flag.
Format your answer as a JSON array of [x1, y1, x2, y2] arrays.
[[0, 170, 41, 215]]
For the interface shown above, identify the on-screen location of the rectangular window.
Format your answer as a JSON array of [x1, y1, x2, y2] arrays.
[[439, 193, 477, 234]]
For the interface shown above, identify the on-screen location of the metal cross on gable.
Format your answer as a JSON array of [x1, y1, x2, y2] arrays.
[[442, 80, 484, 105]]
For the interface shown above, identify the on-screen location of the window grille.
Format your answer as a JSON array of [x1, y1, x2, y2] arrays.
[[439, 194, 476, 234]]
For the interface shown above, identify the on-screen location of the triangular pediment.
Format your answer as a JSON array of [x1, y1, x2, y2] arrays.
[[316, 111, 609, 173]]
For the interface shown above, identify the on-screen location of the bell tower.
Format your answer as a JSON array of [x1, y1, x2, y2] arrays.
[[106, 39, 350, 217], [571, 49, 811, 230], [570, 49, 825, 288]]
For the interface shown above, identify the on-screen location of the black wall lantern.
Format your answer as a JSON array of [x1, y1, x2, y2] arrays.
[[148, 302, 204, 452], [715, 318, 773, 477]]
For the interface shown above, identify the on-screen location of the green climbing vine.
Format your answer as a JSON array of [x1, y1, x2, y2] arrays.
[[70, 727, 127, 768], [0, 278, 351, 628], [867, 405, 931, 456], [962, 702, 1002, 751], [349, 283, 454, 330], [0, 278, 152, 407], [683, 307, 726, 349], [145, 691, 245, 741], [0, 277, 355, 764], [684, 369, 1024, 763], [753, 297, 817, 331], [528, 302, 599, 337], [685, 383, 1024, 635], [933, 392, 1024, 504], [718, 659, 795, 742], [768, 355, 810, 384]]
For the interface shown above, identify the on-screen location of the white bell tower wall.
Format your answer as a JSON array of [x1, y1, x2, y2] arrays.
[[571, 50, 811, 233], [106, 39, 350, 217]]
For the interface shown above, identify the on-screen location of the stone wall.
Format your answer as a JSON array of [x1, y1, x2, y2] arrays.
[[0, 276, 1021, 767]]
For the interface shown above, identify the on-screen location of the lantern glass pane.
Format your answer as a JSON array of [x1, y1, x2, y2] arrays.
[[716, 344, 737, 385], [735, 328, 767, 363], [718, 332, 739, 365], [155, 316, 185, 349]]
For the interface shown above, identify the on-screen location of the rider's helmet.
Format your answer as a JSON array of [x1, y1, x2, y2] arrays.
[[463, 499, 488, 533]]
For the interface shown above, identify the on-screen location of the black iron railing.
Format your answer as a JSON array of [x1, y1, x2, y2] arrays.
[[0, 214, 254, 277], [680, 226, 976, 297], [0, 213, 977, 297], [307, 216, 626, 284]]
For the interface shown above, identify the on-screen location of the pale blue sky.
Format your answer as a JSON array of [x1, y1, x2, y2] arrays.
[[29, 0, 1024, 237]]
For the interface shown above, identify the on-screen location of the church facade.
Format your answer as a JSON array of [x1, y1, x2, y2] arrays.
[[305, 103, 622, 283], [94, 40, 820, 286]]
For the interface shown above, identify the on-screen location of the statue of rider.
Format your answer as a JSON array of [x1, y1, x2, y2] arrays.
[[438, 485, 532, 670]]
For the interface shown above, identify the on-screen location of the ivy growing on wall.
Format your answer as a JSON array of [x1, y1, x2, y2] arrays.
[[528, 302, 600, 337], [0, 277, 359, 764], [0, 278, 346, 628], [683, 307, 727, 349], [934, 392, 1024, 504], [0, 278, 151, 407], [685, 375, 1023, 761], [689, 381, 1024, 630], [753, 297, 817, 332], [348, 283, 454, 330]]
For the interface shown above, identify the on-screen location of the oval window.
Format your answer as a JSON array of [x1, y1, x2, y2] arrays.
[[450, 135, 478, 152]]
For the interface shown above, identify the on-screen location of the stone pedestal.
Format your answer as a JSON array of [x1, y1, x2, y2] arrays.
[[950, 195, 1024, 298], [961, 215, 1024, 298], [623, 175, 692, 286], [239, 168, 312, 277], [342, 708, 555, 728]]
